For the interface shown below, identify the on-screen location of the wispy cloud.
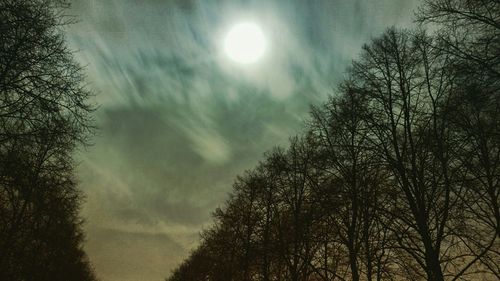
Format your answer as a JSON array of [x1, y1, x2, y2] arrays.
[[68, 0, 421, 280]]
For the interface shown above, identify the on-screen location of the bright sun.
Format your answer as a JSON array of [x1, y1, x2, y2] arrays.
[[224, 22, 267, 64]]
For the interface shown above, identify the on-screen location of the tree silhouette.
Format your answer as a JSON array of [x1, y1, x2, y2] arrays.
[[0, 0, 96, 280]]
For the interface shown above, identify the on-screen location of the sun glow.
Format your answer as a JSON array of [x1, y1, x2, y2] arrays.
[[224, 22, 267, 64]]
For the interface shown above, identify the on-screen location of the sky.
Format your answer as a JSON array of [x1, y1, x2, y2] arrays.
[[66, 1, 421, 280]]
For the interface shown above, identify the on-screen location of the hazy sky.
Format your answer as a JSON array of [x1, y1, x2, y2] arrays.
[[67, 1, 420, 280]]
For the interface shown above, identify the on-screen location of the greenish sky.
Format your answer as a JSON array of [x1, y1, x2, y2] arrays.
[[67, 1, 420, 280]]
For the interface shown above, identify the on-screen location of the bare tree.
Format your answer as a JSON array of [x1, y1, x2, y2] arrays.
[[350, 29, 450, 281], [0, 0, 96, 280], [417, 0, 500, 85], [419, 0, 500, 277], [309, 84, 397, 281]]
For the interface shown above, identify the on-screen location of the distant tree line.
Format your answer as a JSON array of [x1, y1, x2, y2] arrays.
[[0, 0, 97, 280], [166, 1, 499, 281]]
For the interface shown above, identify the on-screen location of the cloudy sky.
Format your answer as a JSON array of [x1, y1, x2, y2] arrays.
[[66, 1, 420, 280]]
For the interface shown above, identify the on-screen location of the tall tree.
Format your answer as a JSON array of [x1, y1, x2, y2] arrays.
[[419, 0, 500, 277], [309, 86, 394, 281], [0, 0, 96, 280]]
